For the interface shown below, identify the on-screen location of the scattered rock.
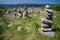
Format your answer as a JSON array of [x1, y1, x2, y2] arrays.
[[17, 26, 23, 32], [7, 22, 12, 28]]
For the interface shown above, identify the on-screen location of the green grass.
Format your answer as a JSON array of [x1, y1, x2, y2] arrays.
[[0, 7, 60, 40], [37, 5, 60, 11], [50, 5, 60, 11]]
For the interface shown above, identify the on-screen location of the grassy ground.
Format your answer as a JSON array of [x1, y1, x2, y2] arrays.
[[0, 8, 60, 40]]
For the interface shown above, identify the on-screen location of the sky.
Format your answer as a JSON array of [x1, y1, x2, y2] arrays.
[[0, 0, 60, 4]]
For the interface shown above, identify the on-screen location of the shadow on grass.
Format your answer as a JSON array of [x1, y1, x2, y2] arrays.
[[53, 27, 60, 32]]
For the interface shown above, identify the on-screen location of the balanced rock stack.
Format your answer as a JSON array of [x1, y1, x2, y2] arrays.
[[41, 5, 54, 32], [17, 9, 23, 18], [23, 7, 28, 18], [38, 5, 55, 37]]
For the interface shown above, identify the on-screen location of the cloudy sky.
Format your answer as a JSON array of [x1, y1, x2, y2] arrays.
[[0, 0, 60, 4]]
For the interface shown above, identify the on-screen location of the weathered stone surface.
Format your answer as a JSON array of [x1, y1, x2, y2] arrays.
[[40, 5, 55, 37], [17, 26, 23, 32], [16, 11, 22, 18], [41, 17, 54, 24], [45, 11, 53, 16], [44, 14, 52, 20], [23, 7, 28, 18], [7, 22, 12, 28], [45, 9, 53, 13], [41, 27, 53, 31], [45, 5, 50, 9], [38, 29, 55, 37], [17, 13, 22, 18], [41, 23, 49, 27], [23, 11, 27, 17]]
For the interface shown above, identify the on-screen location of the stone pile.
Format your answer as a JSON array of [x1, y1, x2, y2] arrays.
[[3, 7, 42, 18], [38, 5, 55, 37], [28, 7, 41, 13], [3, 7, 28, 18], [41, 5, 54, 32], [23, 7, 28, 18]]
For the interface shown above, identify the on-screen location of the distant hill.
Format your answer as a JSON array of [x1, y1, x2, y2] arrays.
[[0, 4, 60, 8]]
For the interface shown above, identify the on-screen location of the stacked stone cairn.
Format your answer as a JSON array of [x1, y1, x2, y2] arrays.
[[17, 9, 23, 18], [13, 9, 23, 19], [23, 7, 28, 18], [41, 5, 54, 32]]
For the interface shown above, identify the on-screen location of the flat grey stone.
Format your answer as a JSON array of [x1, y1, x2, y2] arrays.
[[41, 17, 54, 24], [38, 29, 55, 37], [41, 23, 49, 27], [45, 9, 53, 13]]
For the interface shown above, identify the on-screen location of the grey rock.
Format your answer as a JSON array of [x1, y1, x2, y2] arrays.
[[41, 28, 53, 31], [23, 11, 28, 17], [45, 5, 50, 9], [38, 29, 55, 37], [44, 14, 52, 19], [7, 22, 12, 28], [17, 26, 23, 32], [41, 23, 49, 27], [45, 11, 53, 16], [16, 11, 22, 18], [45, 9, 53, 13], [41, 17, 54, 24], [17, 13, 22, 18]]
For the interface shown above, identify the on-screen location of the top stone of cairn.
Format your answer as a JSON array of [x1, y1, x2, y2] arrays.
[[45, 5, 50, 9]]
